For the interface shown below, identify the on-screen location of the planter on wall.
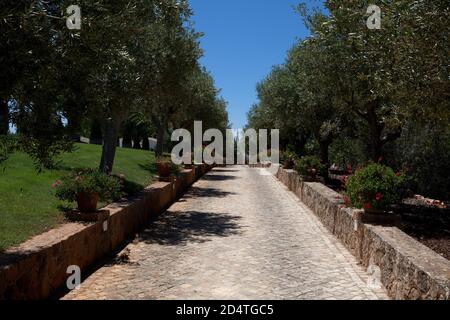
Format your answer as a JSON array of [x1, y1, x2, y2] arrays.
[[77, 192, 99, 213], [156, 162, 172, 178]]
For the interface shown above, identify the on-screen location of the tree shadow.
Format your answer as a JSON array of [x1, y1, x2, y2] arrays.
[[0, 251, 30, 267], [122, 179, 145, 196], [213, 169, 240, 173], [138, 210, 243, 246], [181, 186, 237, 200], [202, 174, 239, 181]]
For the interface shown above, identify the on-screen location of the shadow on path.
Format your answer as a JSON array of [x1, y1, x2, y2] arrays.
[[139, 211, 243, 246], [180, 186, 237, 200], [202, 175, 239, 182], [212, 169, 240, 173]]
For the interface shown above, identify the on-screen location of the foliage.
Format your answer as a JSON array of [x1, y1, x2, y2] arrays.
[[54, 169, 122, 203], [294, 156, 325, 177], [0, 135, 17, 168], [329, 136, 368, 170], [21, 137, 74, 172], [387, 123, 450, 200], [1, 0, 228, 174], [156, 156, 182, 175], [345, 164, 405, 211], [280, 150, 299, 169], [248, 1, 449, 199]]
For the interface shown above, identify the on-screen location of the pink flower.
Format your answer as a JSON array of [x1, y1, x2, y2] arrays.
[[363, 203, 372, 210]]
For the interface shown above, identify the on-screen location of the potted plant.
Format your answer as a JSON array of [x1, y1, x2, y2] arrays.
[[345, 163, 405, 224], [294, 156, 325, 181], [156, 156, 182, 180], [156, 156, 173, 178], [54, 169, 122, 216], [280, 150, 298, 169]]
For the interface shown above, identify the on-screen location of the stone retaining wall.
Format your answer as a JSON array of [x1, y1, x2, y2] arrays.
[[275, 167, 450, 300], [0, 164, 213, 300]]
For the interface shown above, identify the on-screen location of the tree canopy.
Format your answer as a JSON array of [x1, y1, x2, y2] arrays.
[[248, 0, 449, 198], [0, 0, 229, 172]]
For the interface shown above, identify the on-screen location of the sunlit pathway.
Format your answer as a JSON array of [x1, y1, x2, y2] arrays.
[[63, 166, 388, 300]]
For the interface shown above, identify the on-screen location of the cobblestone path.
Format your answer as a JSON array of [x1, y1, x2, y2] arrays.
[[63, 166, 388, 300]]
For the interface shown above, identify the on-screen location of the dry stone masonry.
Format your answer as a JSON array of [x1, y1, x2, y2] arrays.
[[276, 167, 450, 300]]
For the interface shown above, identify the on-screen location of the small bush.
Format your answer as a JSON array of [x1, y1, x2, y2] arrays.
[[345, 163, 405, 211], [280, 150, 298, 169], [294, 156, 325, 177], [54, 169, 122, 203]]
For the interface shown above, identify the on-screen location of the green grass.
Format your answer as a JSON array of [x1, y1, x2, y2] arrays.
[[0, 143, 157, 251]]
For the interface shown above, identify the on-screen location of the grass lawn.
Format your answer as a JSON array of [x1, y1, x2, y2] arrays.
[[0, 143, 157, 251]]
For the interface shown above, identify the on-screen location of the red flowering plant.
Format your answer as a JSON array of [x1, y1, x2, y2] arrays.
[[345, 163, 405, 212]]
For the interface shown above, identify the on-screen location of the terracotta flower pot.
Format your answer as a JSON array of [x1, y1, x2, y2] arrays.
[[156, 162, 172, 178], [76, 192, 99, 213]]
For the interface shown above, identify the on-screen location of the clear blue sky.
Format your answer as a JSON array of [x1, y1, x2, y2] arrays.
[[190, 0, 322, 129]]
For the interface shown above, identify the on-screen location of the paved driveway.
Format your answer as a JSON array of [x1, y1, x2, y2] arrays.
[[63, 166, 387, 300]]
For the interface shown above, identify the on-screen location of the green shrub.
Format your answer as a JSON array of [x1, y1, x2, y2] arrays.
[[345, 163, 405, 211], [171, 162, 182, 175], [280, 150, 298, 169], [294, 156, 325, 177], [156, 156, 182, 175], [386, 123, 450, 200], [54, 169, 122, 203]]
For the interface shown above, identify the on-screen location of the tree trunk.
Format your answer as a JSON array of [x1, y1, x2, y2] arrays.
[[155, 119, 167, 157], [142, 137, 150, 150], [100, 118, 120, 174], [319, 140, 331, 165], [314, 129, 332, 166], [122, 135, 132, 148], [367, 102, 384, 162], [294, 134, 309, 155], [90, 119, 103, 145], [0, 99, 9, 135], [133, 137, 142, 149]]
